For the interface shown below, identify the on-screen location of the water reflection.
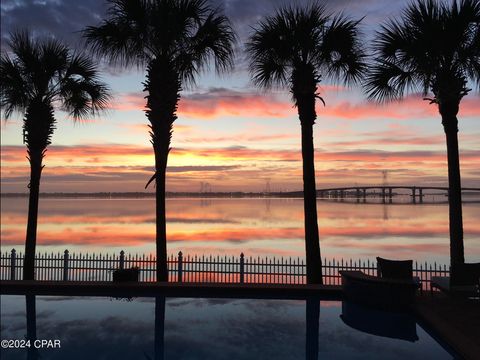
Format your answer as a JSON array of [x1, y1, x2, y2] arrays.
[[306, 296, 320, 360], [1, 198, 479, 263], [154, 296, 165, 360], [0, 295, 454, 360], [340, 301, 418, 342], [26, 295, 38, 360]]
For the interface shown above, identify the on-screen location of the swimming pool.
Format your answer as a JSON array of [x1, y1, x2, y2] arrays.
[[0, 295, 454, 359]]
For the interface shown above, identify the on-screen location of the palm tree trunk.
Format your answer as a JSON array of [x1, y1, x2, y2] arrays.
[[293, 66, 323, 285], [24, 149, 43, 281], [441, 113, 464, 267], [145, 59, 180, 282], [155, 151, 169, 282], [300, 122, 323, 284]]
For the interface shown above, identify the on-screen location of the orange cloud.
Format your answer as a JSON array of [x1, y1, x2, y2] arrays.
[[113, 89, 479, 121], [114, 89, 292, 119]]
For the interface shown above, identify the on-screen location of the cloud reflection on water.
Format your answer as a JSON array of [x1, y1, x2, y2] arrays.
[[0, 295, 452, 360], [1, 198, 479, 264]]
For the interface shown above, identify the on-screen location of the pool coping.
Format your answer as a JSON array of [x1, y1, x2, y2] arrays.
[[0, 280, 342, 300]]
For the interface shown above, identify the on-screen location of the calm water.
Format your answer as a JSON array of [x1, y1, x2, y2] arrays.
[[0, 295, 453, 360], [1, 197, 479, 264]]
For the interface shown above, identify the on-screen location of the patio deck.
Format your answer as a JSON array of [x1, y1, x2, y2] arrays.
[[415, 294, 480, 360]]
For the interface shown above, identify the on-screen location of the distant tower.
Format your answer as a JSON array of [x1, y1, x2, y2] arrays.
[[205, 182, 212, 193], [264, 178, 271, 194], [382, 170, 389, 220], [382, 170, 389, 187]]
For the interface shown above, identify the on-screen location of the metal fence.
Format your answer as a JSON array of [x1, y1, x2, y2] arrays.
[[0, 249, 449, 290]]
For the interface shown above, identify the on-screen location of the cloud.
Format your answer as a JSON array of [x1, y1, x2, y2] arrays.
[[2, 143, 480, 191], [183, 133, 297, 144], [168, 165, 240, 172], [320, 96, 480, 120], [114, 89, 480, 121], [115, 88, 292, 119], [1, 0, 108, 47]]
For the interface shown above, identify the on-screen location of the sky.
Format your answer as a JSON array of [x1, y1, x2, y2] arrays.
[[1, 0, 479, 193]]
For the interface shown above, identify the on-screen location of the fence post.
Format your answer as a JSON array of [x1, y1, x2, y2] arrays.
[[119, 250, 125, 270], [178, 251, 183, 283], [239, 253, 244, 284], [63, 250, 69, 281], [10, 249, 16, 280]]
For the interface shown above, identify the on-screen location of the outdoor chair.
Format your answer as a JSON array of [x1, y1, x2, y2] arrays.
[[340, 257, 420, 309], [376, 257, 413, 280], [112, 267, 140, 282], [431, 262, 480, 298]]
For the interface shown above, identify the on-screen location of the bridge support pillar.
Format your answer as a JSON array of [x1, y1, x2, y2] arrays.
[[419, 188, 423, 203], [412, 187, 416, 204], [381, 188, 386, 203], [388, 188, 393, 203]]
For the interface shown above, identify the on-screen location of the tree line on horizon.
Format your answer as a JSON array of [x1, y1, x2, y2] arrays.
[[1, 0, 479, 284]]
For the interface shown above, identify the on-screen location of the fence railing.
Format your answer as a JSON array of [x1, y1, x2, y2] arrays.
[[0, 249, 449, 290]]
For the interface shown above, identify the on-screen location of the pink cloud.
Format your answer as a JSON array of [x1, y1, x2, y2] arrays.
[[113, 89, 480, 121]]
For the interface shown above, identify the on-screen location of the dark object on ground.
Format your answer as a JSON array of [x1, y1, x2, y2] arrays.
[[377, 257, 413, 280], [340, 300, 419, 342], [340, 270, 420, 309], [415, 294, 480, 360], [431, 262, 480, 298], [113, 268, 139, 282]]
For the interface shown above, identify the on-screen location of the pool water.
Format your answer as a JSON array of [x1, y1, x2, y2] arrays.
[[0, 295, 453, 359]]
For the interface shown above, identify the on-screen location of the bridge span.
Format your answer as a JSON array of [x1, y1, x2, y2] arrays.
[[317, 186, 480, 204]]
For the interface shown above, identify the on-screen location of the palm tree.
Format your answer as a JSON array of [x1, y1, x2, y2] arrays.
[[247, 4, 366, 284], [0, 31, 110, 281], [365, 0, 480, 269], [83, 0, 235, 281]]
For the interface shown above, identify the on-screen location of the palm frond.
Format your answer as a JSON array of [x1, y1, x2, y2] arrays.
[[186, 12, 236, 74], [84, 0, 236, 85], [247, 3, 365, 91], [0, 54, 29, 118], [83, 0, 150, 67], [318, 15, 367, 85], [1, 30, 110, 121], [364, 60, 416, 102], [366, 0, 480, 101], [61, 53, 111, 119], [8, 30, 40, 78]]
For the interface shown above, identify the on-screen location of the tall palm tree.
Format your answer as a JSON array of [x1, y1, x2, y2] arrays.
[[0, 31, 110, 281], [247, 4, 366, 284], [83, 0, 235, 281], [365, 0, 480, 269]]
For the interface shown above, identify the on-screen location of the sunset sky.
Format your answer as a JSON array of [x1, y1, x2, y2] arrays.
[[1, 0, 479, 193]]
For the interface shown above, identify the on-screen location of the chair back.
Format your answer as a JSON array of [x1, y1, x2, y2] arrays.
[[376, 257, 413, 280], [451, 262, 480, 286]]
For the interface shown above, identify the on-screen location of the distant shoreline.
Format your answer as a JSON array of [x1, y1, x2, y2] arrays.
[[0, 191, 302, 199], [1, 191, 480, 199]]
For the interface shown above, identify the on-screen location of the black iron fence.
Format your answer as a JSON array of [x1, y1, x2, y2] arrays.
[[0, 249, 449, 290]]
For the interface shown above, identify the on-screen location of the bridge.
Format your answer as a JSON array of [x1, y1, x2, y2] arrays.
[[317, 186, 480, 204]]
